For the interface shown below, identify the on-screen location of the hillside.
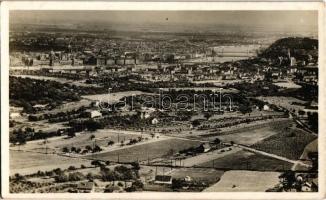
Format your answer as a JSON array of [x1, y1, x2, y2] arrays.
[[258, 37, 318, 65]]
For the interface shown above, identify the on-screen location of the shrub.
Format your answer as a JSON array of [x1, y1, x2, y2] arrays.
[[68, 166, 76, 171]]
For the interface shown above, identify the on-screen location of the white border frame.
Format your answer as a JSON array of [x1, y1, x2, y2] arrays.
[[1, 1, 325, 199]]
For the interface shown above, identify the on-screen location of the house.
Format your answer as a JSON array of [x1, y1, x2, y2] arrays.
[[154, 175, 172, 185], [263, 104, 270, 111], [77, 181, 94, 193], [184, 176, 192, 182], [33, 104, 48, 111], [84, 110, 102, 118], [10, 112, 21, 119], [199, 143, 211, 153], [151, 118, 159, 125]]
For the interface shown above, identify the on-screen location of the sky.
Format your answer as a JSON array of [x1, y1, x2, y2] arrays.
[[10, 10, 318, 31]]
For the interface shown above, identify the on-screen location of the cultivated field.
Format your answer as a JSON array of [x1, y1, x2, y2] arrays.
[[11, 129, 145, 153], [10, 150, 91, 175], [197, 119, 291, 146], [82, 91, 153, 104], [83, 138, 202, 163], [251, 126, 317, 160], [198, 150, 293, 171], [256, 96, 308, 113]]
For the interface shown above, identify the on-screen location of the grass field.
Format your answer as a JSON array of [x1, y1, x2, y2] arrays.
[[169, 168, 224, 184], [204, 170, 281, 192], [198, 150, 293, 171], [10, 150, 91, 175], [14, 129, 145, 153], [83, 138, 202, 163], [251, 126, 317, 160], [200, 119, 291, 146]]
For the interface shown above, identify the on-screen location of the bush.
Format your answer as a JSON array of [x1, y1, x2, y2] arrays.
[[68, 166, 76, 171], [55, 174, 68, 183], [131, 162, 140, 170], [68, 172, 85, 181]]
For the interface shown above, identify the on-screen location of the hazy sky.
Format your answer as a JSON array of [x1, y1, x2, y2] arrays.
[[10, 10, 317, 32]]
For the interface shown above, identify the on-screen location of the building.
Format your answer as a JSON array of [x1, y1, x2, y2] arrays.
[[77, 181, 94, 193], [84, 110, 102, 118], [151, 118, 159, 125], [198, 143, 211, 153], [263, 104, 270, 111], [154, 175, 172, 185]]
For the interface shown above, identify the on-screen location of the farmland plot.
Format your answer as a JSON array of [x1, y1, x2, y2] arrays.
[[198, 150, 293, 171], [251, 127, 317, 160], [83, 138, 202, 163]]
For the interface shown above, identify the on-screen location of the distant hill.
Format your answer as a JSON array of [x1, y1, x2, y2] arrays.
[[258, 37, 318, 65]]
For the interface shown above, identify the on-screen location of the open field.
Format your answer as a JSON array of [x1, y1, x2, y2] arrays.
[[159, 87, 239, 93], [198, 150, 293, 171], [169, 168, 224, 184], [256, 96, 308, 113], [183, 146, 242, 167], [83, 138, 202, 163], [251, 126, 317, 160], [204, 170, 281, 192], [10, 150, 91, 175], [196, 119, 291, 146], [82, 91, 154, 104], [273, 81, 301, 89], [12, 74, 99, 87], [11, 129, 143, 151]]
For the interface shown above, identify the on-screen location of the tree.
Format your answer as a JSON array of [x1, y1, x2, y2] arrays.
[[85, 145, 92, 151], [191, 120, 201, 127], [298, 110, 305, 116], [131, 162, 140, 170], [239, 104, 252, 115], [279, 170, 296, 191], [86, 172, 95, 181], [203, 112, 213, 120], [62, 147, 69, 153], [93, 145, 102, 153], [90, 135, 95, 140], [91, 160, 102, 167], [76, 148, 81, 153], [71, 146, 76, 152], [68, 166, 76, 171], [172, 178, 185, 190], [213, 138, 221, 144], [68, 172, 85, 181], [132, 179, 143, 190], [55, 174, 69, 183], [67, 131, 76, 138], [16, 131, 26, 145], [13, 173, 25, 182]]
